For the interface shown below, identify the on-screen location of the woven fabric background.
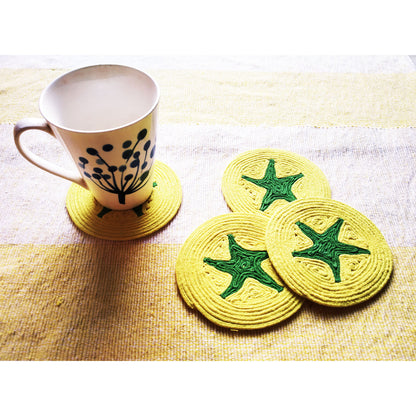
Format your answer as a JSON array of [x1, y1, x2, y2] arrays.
[[0, 56, 415, 360]]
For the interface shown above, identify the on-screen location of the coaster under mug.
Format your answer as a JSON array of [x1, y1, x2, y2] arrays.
[[66, 160, 182, 240]]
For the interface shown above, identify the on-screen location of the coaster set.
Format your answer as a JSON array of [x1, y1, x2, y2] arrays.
[[176, 148, 393, 330], [66, 160, 182, 240]]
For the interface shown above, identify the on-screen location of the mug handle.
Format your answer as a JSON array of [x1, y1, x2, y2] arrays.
[[13, 118, 88, 189]]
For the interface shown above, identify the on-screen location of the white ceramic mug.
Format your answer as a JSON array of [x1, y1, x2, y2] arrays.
[[13, 64, 159, 210]]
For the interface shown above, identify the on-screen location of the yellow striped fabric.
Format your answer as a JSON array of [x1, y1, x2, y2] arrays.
[[0, 244, 414, 360], [1, 58, 415, 360], [2, 69, 416, 127]]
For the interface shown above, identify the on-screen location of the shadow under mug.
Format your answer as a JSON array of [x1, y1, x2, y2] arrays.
[[13, 64, 160, 210]]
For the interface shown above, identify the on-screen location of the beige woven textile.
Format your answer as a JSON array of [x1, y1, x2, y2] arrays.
[[0, 56, 415, 360]]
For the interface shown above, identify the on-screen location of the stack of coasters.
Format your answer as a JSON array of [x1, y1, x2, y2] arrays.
[[176, 148, 393, 330], [176, 212, 303, 330], [66, 160, 182, 240]]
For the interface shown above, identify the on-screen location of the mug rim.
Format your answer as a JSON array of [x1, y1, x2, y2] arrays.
[[38, 64, 160, 134]]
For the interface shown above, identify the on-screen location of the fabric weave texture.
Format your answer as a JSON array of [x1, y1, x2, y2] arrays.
[[0, 56, 415, 360]]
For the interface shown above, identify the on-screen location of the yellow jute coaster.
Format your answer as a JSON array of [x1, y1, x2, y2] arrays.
[[66, 160, 182, 240], [221, 148, 331, 216], [265, 198, 393, 307], [176, 212, 303, 330]]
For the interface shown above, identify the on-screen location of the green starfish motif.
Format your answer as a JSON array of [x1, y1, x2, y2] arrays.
[[242, 159, 304, 211], [292, 218, 371, 283], [203, 234, 284, 299]]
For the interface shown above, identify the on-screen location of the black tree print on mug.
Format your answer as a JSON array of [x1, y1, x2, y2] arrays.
[[78, 128, 155, 204]]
